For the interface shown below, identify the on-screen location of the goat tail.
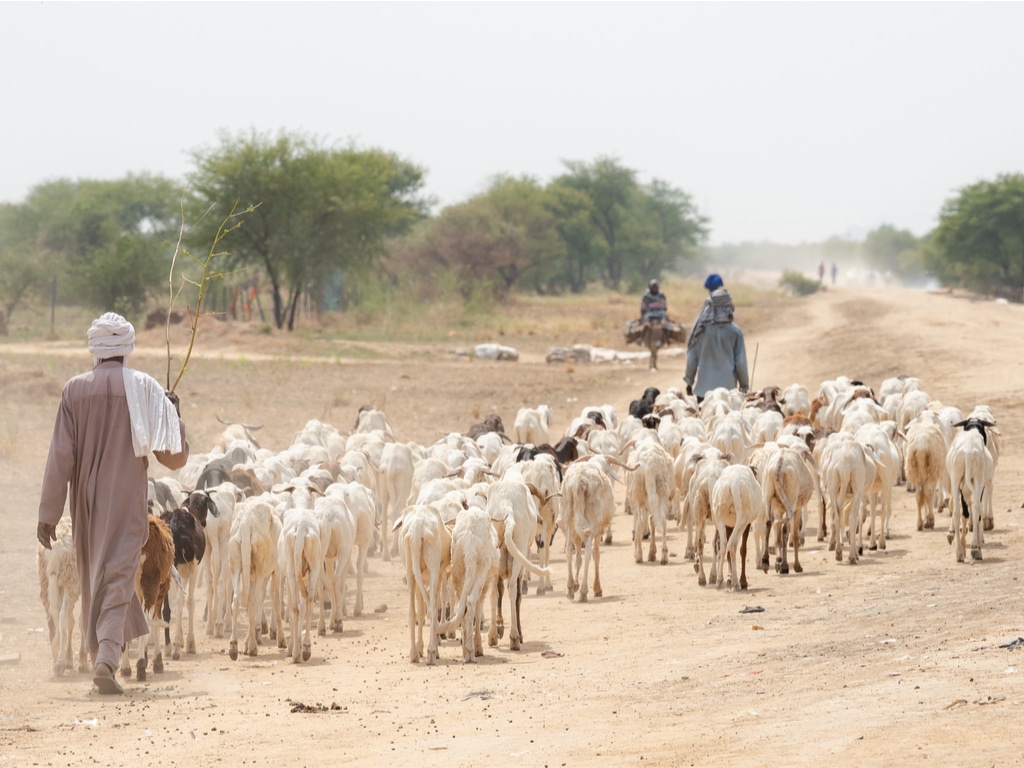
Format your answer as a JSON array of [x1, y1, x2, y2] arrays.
[[408, 538, 430, 610], [504, 514, 551, 578]]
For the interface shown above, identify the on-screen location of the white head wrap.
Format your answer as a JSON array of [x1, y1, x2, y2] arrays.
[[87, 312, 136, 364]]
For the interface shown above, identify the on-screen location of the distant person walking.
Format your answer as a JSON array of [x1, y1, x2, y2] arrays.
[[37, 312, 189, 695], [818, 262, 826, 283], [684, 274, 749, 401], [831, 262, 838, 285]]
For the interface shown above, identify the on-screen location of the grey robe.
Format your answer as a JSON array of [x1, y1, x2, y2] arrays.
[[37, 359, 185, 658], [683, 322, 750, 399]]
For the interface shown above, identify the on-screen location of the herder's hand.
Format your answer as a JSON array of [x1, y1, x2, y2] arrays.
[[37, 521, 57, 550]]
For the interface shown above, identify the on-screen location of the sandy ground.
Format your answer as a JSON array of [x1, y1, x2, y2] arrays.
[[1, 285, 1022, 767]]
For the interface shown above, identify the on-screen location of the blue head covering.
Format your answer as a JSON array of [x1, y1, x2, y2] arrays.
[[704, 273, 724, 291]]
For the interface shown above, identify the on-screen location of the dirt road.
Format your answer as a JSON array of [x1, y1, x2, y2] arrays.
[[1, 285, 1022, 766]]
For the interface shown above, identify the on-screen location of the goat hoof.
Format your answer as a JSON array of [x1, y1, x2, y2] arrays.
[[302, 648, 311, 662], [54, 662, 66, 677], [868, 544, 877, 552], [946, 532, 955, 545], [697, 576, 707, 586], [794, 563, 803, 573], [229, 643, 238, 661], [172, 649, 180, 661], [924, 518, 934, 530], [971, 548, 983, 561], [136, 663, 147, 682], [152, 657, 163, 674], [186, 641, 196, 655], [983, 519, 994, 532]]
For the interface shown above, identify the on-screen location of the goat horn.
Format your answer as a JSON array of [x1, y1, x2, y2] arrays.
[[605, 456, 639, 472]]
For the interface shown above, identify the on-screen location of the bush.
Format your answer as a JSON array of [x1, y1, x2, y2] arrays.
[[778, 270, 822, 296]]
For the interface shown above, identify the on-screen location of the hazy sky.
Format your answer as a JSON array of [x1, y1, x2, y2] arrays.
[[3, 2, 1022, 245]]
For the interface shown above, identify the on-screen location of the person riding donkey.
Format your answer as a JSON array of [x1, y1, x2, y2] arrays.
[[640, 279, 669, 325]]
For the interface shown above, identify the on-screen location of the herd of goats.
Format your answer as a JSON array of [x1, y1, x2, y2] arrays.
[[37, 374, 1001, 677]]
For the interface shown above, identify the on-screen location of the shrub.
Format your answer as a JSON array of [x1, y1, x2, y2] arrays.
[[778, 270, 822, 296]]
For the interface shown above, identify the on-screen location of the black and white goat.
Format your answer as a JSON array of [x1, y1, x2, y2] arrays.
[[161, 490, 218, 658]]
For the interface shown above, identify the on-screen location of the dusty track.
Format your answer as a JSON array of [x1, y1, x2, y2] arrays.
[[1, 285, 1022, 766]]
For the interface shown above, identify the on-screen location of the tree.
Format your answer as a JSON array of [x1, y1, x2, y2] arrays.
[[931, 174, 1024, 300], [863, 224, 919, 277], [2, 175, 179, 319], [557, 157, 637, 287], [631, 178, 709, 287], [0, 203, 51, 329], [543, 182, 607, 293], [188, 130, 429, 330], [554, 158, 708, 289]]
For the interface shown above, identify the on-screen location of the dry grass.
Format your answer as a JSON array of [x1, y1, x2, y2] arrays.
[[2, 277, 783, 361]]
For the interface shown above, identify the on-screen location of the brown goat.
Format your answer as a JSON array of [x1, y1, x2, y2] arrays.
[[121, 515, 175, 682]]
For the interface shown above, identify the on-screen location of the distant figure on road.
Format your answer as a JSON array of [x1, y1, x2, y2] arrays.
[[818, 262, 825, 283], [831, 262, 838, 285]]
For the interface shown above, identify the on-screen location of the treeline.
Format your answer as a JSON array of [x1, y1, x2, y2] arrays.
[[1, 128, 1022, 333]]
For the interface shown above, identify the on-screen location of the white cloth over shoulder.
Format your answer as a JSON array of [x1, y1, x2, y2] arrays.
[[88, 312, 136, 363], [122, 368, 181, 458]]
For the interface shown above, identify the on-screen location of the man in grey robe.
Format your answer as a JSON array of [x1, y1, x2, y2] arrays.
[[684, 274, 750, 401], [37, 313, 188, 694]]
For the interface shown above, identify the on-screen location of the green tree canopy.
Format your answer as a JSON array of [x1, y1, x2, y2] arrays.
[[188, 130, 430, 330], [863, 224, 922, 277], [0, 174, 179, 320], [555, 157, 707, 289], [931, 173, 1024, 300]]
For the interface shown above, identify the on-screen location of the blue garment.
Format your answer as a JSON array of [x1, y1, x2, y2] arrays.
[[684, 322, 749, 398]]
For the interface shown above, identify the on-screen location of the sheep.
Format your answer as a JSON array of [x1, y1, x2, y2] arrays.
[[710, 411, 751, 465], [228, 498, 284, 660], [37, 517, 87, 676], [628, 387, 660, 420], [710, 463, 766, 590], [439, 506, 499, 662], [819, 433, 877, 564], [377, 442, 415, 562], [946, 418, 996, 562], [673, 436, 711, 559], [203, 482, 242, 638], [504, 455, 561, 594], [560, 455, 621, 602], [354, 406, 396, 439], [781, 384, 811, 418], [121, 515, 175, 681], [627, 440, 673, 565], [759, 442, 819, 575], [278, 507, 322, 662], [393, 503, 452, 664], [967, 406, 1000, 530], [855, 422, 901, 551], [512, 405, 554, 446], [904, 417, 946, 531], [325, 480, 377, 617], [686, 447, 732, 586], [466, 413, 507, 440], [160, 490, 218, 659], [315, 493, 356, 634], [486, 478, 552, 651]]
